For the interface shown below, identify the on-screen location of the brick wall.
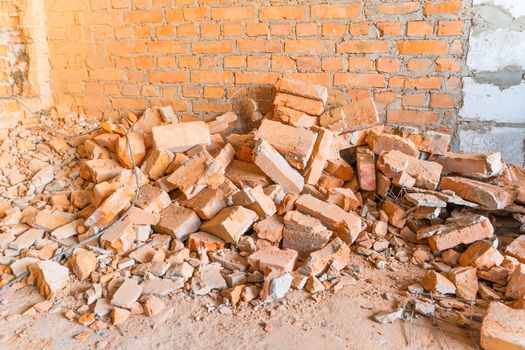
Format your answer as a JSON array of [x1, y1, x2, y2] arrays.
[[44, 0, 470, 125]]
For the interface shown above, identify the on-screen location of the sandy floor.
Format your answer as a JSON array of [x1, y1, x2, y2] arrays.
[[0, 254, 480, 350]]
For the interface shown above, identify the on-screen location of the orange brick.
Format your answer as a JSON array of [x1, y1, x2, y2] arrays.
[[311, 4, 361, 19], [376, 57, 400, 73], [397, 40, 448, 55], [407, 21, 433, 36], [112, 98, 148, 110], [224, 56, 244, 68], [334, 73, 385, 88], [124, 10, 162, 24], [447, 76, 460, 89], [379, 2, 419, 14], [296, 23, 317, 36], [148, 71, 186, 83], [375, 92, 397, 105], [237, 39, 281, 53], [236, 72, 280, 85], [322, 23, 346, 37], [246, 23, 268, 36], [321, 57, 344, 71], [405, 77, 443, 89], [192, 41, 232, 54], [177, 23, 196, 37], [271, 23, 291, 36], [435, 58, 460, 72], [182, 7, 207, 21], [337, 40, 389, 53], [259, 6, 305, 20], [142, 85, 158, 97], [450, 39, 464, 55], [156, 25, 174, 38], [200, 57, 220, 69], [191, 71, 233, 84], [349, 22, 370, 36], [211, 7, 255, 20], [283, 73, 330, 87], [437, 21, 463, 36], [285, 40, 333, 54], [424, 0, 461, 15], [157, 56, 175, 68], [430, 93, 455, 108], [389, 76, 406, 89], [377, 22, 403, 36], [223, 23, 244, 37], [203, 86, 225, 99], [387, 110, 439, 124], [89, 69, 124, 81], [192, 101, 231, 114], [296, 56, 319, 70], [201, 24, 221, 38], [272, 56, 295, 71], [247, 56, 269, 70], [407, 58, 433, 72], [402, 94, 426, 107], [182, 86, 201, 98], [147, 41, 186, 54], [166, 9, 183, 22], [348, 57, 373, 71], [178, 56, 199, 69]]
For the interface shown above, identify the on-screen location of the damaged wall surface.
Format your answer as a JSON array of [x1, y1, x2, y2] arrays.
[[459, 0, 525, 166]]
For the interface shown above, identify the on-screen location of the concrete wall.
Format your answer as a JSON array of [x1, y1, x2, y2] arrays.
[[458, 0, 525, 166]]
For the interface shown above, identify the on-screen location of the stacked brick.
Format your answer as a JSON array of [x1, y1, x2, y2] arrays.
[[1, 79, 524, 347], [45, 0, 467, 126]]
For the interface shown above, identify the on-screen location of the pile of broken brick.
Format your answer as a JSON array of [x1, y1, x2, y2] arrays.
[[1, 78, 525, 347]]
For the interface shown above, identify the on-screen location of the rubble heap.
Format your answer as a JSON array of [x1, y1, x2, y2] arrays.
[[1, 79, 525, 347]]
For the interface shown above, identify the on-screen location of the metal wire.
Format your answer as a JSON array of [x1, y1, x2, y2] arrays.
[[0, 95, 140, 295]]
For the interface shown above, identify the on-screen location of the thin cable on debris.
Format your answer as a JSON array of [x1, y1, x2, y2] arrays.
[[0, 95, 141, 294]]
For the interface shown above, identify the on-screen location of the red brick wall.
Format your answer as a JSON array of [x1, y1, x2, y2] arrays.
[[45, 0, 469, 126]]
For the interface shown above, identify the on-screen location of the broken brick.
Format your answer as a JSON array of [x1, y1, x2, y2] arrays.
[[448, 267, 478, 300], [140, 148, 174, 181], [253, 139, 304, 194], [440, 176, 515, 210], [295, 194, 363, 244], [253, 214, 284, 243], [254, 119, 318, 170], [200, 206, 258, 244], [356, 147, 376, 191], [480, 302, 525, 350], [424, 215, 494, 252], [247, 246, 298, 275], [153, 204, 201, 240], [274, 92, 325, 116], [421, 270, 455, 295], [29, 260, 70, 299], [275, 78, 328, 104], [152, 121, 211, 153], [136, 183, 171, 214], [298, 237, 350, 277], [166, 151, 224, 200], [187, 231, 225, 252], [431, 152, 503, 179]]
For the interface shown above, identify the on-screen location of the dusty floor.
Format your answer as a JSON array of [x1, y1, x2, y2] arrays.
[[0, 254, 479, 350]]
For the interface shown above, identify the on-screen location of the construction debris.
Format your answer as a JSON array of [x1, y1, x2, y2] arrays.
[[1, 78, 524, 345]]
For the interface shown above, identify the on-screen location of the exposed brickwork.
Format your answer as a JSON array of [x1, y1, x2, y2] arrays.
[[43, 0, 470, 125]]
